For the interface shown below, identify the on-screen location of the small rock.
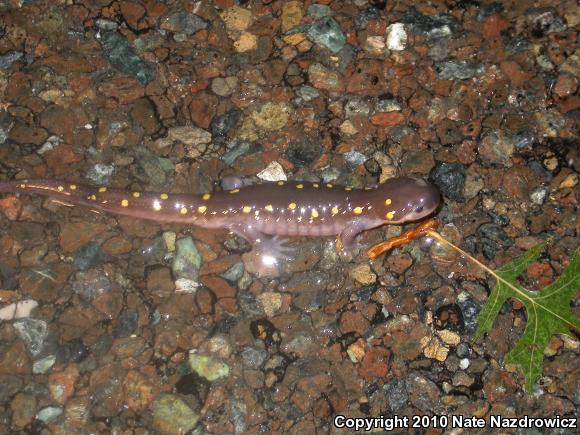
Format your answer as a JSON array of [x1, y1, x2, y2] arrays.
[[281, 1, 303, 33], [257, 292, 282, 317], [452, 371, 475, 387], [344, 150, 367, 167], [349, 264, 376, 286], [11, 392, 37, 428], [386, 23, 407, 51], [14, 318, 49, 357], [234, 32, 258, 52], [153, 394, 200, 435], [406, 372, 442, 413], [220, 5, 253, 34], [558, 173, 578, 189], [188, 354, 229, 381], [307, 17, 346, 53], [33, 355, 56, 374], [240, 347, 268, 369], [73, 243, 107, 271], [251, 102, 290, 131], [100, 32, 155, 84], [308, 63, 345, 92], [210, 108, 241, 137], [172, 237, 201, 281], [0, 299, 38, 320], [257, 161, 287, 182], [49, 364, 79, 405], [422, 336, 449, 362], [435, 61, 484, 80], [403, 7, 459, 40], [160, 11, 207, 35], [72, 269, 111, 302], [438, 329, 461, 346], [36, 406, 63, 424], [430, 162, 466, 201], [347, 340, 366, 363], [383, 379, 408, 411]]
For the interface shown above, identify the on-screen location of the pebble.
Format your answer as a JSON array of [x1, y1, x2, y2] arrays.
[[33, 354, 56, 374], [257, 161, 287, 182], [172, 237, 202, 281], [240, 347, 268, 369], [430, 162, 466, 201], [251, 102, 290, 131], [257, 292, 282, 317], [0, 0, 578, 431], [36, 406, 63, 424], [479, 130, 515, 167], [153, 394, 200, 435], [188, 354, 230, 382], [13, 318, 49, 357], [386, 23, 407, 51], [211, 108, 242, 138], [0, 299, 38, 321], [100, 32, 155, 85], [73, 243, 108, 271], [383, 379, 408, 412], [435, 61, 484, 80], [160, 11, 207, 35], [306, 17, 346, 54], [349, 264, 377, 286]]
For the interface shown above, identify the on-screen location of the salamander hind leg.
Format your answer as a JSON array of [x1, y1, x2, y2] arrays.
[[228, 224, 294, 265]]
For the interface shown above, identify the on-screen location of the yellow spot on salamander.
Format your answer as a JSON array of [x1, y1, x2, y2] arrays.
[[313, 183, 319, 188], [364, 186, 373, 191], [69, 184, 77, 190], [132, 192, 141, 198], [344, 187, 352, 191], [265, 204, 274, 212], [277, 181, 285, 186], [198, 205, 207, 214], [311, 209, 319, 218], [288, 202, 297, 210], [331, 206, 339, 215], [57, 185, 64, 192], [160, 193, 169, 200], [386, 211, 394, 220], [353, 206, 363, 215], [385, 198, 392, 206], [153, 200, 161, 211], [202, 193, 211, 200], [180, 207, 188, 215], [98, 187, 107, 193], [229, 189, 240, 194], [242, 206, 252, 214], [326, 183, 333, 188], [89, 195, 96, 201], [121, 199, 129, 207], [296, 184, 304, 189]]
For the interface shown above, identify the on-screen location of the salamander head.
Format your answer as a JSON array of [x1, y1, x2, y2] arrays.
[[370, 176, 440, 224]]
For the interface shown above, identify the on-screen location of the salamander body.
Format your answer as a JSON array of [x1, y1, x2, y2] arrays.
[[0, 177, 440, 255]]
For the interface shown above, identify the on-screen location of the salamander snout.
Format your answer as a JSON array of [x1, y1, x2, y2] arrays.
[[374, 177, 440, 224]]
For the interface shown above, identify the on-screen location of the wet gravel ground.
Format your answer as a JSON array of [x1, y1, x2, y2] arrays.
[[0, 0, 579, 433]]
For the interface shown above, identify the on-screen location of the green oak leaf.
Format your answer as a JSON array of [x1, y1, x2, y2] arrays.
[[475, 243, 580, 392]]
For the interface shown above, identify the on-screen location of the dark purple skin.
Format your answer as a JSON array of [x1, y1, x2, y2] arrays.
[[0, 177, 440, 254]]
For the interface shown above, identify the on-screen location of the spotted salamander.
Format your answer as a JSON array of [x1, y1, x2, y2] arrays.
[[0, 177, 440, 257]]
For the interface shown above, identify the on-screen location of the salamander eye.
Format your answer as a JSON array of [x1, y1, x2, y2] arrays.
[[415, 205, 424, 213]]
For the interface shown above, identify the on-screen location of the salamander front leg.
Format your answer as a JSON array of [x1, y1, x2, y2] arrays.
[[338, 219, 380, 255], [228, 224, 294, 264]]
